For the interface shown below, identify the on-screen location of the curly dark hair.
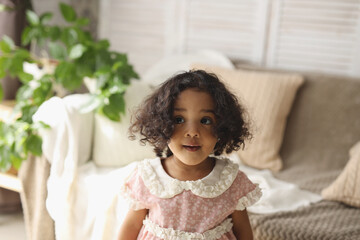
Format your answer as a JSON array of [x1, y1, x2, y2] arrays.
[[129, 69, 252, 157]]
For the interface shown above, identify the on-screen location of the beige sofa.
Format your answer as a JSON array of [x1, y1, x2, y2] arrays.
[[18, 66, 360, 240]]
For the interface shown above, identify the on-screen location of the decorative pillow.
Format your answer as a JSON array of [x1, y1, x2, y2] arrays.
[[141, 50, 234, 87], [92, 81, 155, 167], [191, 64, 304, 171], [321, 141, 360, 208]]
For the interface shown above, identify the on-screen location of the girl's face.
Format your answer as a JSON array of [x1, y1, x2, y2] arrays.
[[168, 88, 217, 166]]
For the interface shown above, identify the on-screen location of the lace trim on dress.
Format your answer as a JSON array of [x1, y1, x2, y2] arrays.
[[143, 217, 233, 240], [235, 184, 262, 211], [138, 158, 239, 198]]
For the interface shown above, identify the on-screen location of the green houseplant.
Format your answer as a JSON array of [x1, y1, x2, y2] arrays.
[[0, 2, 138, 171]]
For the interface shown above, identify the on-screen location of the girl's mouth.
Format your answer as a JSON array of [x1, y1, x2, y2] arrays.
[[183, 145, 201, 152]]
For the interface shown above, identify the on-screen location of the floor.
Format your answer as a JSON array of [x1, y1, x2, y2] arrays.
[[0, 210, 26, 240]]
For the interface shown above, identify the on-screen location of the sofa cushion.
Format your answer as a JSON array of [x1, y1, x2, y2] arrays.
[[276, 74, 360, 193], [191, 64, 304, 171], [321, 141, 360, 208]]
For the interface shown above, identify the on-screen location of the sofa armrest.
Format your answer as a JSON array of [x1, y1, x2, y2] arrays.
[[19, 155, 55, 240]]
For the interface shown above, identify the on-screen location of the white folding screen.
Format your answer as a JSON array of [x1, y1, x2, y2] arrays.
[[99, 0, 171, 74], [266, 0, 360, 77], [99, 0, 269, 74], [88, 0, 360, 77], [184, 0, 269, 64]]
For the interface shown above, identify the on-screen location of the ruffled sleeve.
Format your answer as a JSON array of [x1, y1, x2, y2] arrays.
[[120, 166, 151, 211], [233, 171, 262, 211]]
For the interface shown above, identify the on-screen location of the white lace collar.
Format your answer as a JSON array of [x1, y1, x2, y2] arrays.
[[137, 157, 239, 198]]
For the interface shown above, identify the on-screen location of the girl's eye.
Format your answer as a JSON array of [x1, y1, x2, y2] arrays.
[[174, 116, 184, 124], [200, 117, 213, 125]]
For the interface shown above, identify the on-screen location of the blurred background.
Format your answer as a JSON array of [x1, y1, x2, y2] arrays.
[[0, 0, 360, 239], [2, 0, 360, 99]]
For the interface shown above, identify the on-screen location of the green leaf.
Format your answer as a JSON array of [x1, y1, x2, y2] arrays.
[[95, 66, 112, 76], [96, 40, 110, 50], [21, 27, 31, 46], [19, 105, 38, 123], [0, 57, 5, 77], [110, 93, 126, 114], [0, 69, 4, 79], [69, 44, 86, 59], [61, 28, 78, 47], [11, 155, 23, 170], [80, 94, 104, 113], [48, 42, 67, 60], [59, 3, 77, 22], [16, 85, 33, 102], [76, 17, 89, 27], [81, 31, 94, 43], [14, 48, 30, 59], [0, 85, 3, 101], [0, 65, 5, 80], [32, 121, 50, 130], [54, 61, 82, 90], [102, 105, 120, 121], [0, 121, 5, 138], [34, 26, 48, 47], [101, 93, 125, 121], [112, 61, 123, 71], [0, 146, 12, 172], [95, 50, 112, 69], [8, 58, 23, 77], [75, 61, 93, 77], [40, 12, 53, 24], [114, 52, 128, 61], [26, 10, 40, 26], [0, 35, 15, 52], [14, 133, 27, 158], [0, 41, 10, 53], [25, 134, 42, 156], [48, 26, 61, 41], [54, 61, 75, 81], [94, 68, 111, 89], [33, 75, 52, 105], [18, 71, 34, 83], [0, 4, 14, 12], [21, 27, 39, 46], [109, 76, 129, 94], [2, 57, 12, 72]]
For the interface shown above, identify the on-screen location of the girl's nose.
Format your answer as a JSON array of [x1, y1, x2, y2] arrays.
[[185, 122, 200, 138]]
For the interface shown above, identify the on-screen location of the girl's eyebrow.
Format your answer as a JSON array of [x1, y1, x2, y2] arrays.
[[174, 108, 215, 114], [202, 109, 215, 114]]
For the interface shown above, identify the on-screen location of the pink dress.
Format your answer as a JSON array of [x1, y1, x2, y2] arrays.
[[122, 157, 261, 240]]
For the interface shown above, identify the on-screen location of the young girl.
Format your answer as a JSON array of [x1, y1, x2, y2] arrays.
[[118, 70, 262, 240]]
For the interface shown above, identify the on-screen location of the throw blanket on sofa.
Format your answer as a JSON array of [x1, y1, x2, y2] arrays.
[[250, 201, 360, 240]]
